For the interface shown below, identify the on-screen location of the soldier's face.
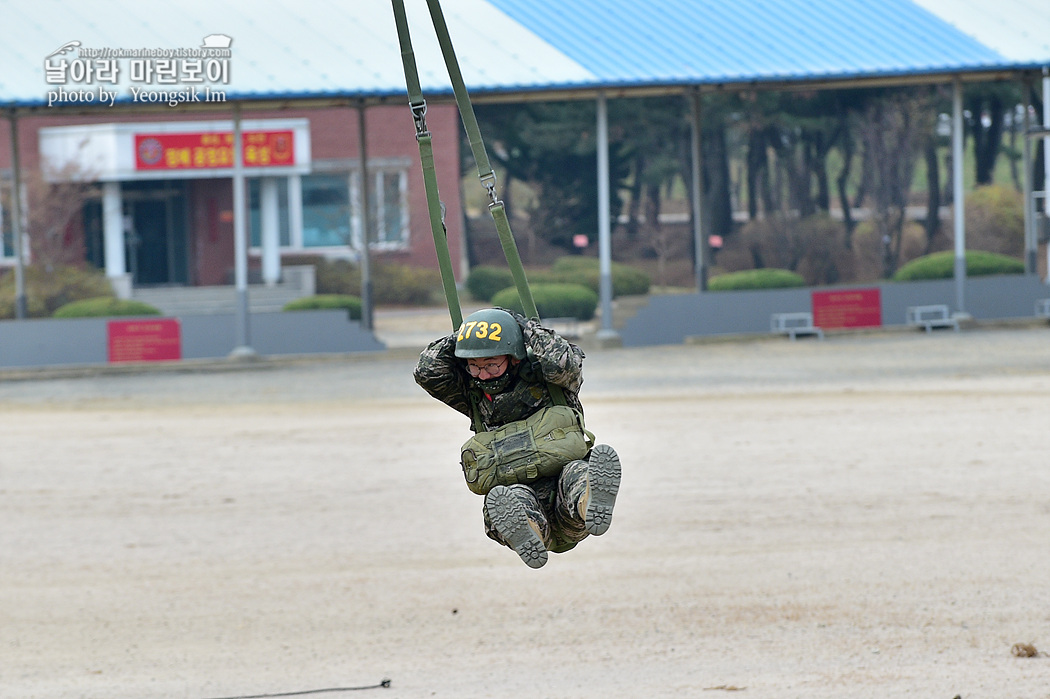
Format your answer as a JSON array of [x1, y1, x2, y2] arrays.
[[466, 355, 510, 379]]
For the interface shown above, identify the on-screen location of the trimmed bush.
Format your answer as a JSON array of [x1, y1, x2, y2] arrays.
[[0, 265, 115, 319], [466, 265, 515, 302], [719, 214, 855, 286], [548, 256, 651, 297], [491, 283, 598, 321], [283, 294, 362, 320], [892, 250, 1024, 281], [279, 256, 442, 306], [522, 269, 562, 286], [309, 257, 357, 296], [373, 263, 443, 305], [709, 268, 807, 291], [965, 185, 1024, 257], [53, 297, 162, 318]]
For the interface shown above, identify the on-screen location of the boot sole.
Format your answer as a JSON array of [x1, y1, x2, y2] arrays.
[[485, 486, 548, 569], [584, 444, 621, 536]]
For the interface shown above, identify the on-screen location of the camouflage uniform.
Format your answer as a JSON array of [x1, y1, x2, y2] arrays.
[[413, 310, 593, 554]]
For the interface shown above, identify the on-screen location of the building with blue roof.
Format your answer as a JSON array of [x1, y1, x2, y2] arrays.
[[0, 0, 1047, 347]]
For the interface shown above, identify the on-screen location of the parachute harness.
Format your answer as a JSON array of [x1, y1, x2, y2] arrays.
[[391, 0, 570, 430]]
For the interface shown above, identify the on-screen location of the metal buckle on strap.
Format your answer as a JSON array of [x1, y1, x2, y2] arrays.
[[480, 170, 501, 207], [410, 99, 430, 139]]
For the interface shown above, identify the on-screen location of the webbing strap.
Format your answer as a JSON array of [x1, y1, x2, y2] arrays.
[[393, 0, 568, 413], [392, 0, 482, 431], [423, 0, 541, 325], [391, 0, 462, 331], [423, 0, 568, 411]]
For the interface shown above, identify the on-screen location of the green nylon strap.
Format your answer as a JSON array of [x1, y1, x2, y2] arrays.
[[423, 0, 568, 411], [390, 0, 422, 103], [392, 0, 481, 430], [424, 0, 541, 324], [394, 0, 568, 414], [423, 0, 496, 187], [391, 0, 462, 331]]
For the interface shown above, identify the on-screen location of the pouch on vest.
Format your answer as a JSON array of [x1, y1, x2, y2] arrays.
[[459, 405, 594, 495]]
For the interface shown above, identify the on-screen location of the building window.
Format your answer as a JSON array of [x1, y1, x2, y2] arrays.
[[1, 180, 13, 259], [301, 174, 351, 248], [248, 178, 292, 248], [373, 171, 408, 248], [248, 169, 409, 254]]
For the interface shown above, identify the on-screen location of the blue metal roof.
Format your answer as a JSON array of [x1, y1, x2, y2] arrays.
[[0, 0, 595, 108], [0, 0, 1045, 110], [488, 0, 1012, 87]]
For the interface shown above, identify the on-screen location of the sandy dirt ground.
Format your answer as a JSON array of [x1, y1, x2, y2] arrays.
[[2, 321, 1050, 699]]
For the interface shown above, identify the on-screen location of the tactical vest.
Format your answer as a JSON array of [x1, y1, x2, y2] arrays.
[[470, 359, 580, 431]]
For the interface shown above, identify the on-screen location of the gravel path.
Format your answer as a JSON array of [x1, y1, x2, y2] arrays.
[[2, 325, 1049, 698]]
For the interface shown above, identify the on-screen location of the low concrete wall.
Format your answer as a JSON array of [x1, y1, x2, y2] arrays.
[[620, 275, 1050, 347], [0, 310, 385, 369]]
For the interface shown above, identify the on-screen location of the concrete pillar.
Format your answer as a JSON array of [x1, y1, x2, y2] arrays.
[[689, 88, 707, 292], [1022, 76, 1035, 275], [596, 91, 619, 345], [1043, 70, 1050, 282], [951, 78, 967, 315], [260, 177, 280, 286], [102, 181, 127, 279], [231, 103, 255, 357], [357, 105, 374, 330], [288, 173, 303, 248], [7, 112, 28, 318]]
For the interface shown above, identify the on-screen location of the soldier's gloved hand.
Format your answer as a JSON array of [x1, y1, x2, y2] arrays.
[[516, 352, 545, 383], [515, 312, 547, 344], [499, 307, 530, 330]]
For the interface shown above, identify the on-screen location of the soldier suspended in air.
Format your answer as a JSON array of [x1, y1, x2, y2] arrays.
[[414, 307, 621, 569]]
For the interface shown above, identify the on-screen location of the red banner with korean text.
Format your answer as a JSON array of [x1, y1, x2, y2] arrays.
[[107, 319, 182, 363], [134, 130, 295, 171], [811, 288, 882, 329]]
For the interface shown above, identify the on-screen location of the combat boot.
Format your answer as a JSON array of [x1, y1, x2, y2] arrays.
[[580, 444, 621, 536], [485, 485, 549, 568]]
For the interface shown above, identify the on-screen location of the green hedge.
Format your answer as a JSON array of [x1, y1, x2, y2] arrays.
[[491, 283, 598, 321], [280, 256, 442, 306], [371, 264, 443, 305], [892, 251, 1024, 281], [53, 297, 162, 318], [0, 265, 116, 319], [467, 258, 650, 303], [465, 265, 515, 302], [548, 256, 651, 297], [283, 294, 362, 320], [709, 268, 807, 291]]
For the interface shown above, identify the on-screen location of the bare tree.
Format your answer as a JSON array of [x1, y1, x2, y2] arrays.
[[921, 135, 942, 255], [24, 164, 100, 271], [967, 84, 1019, 186], [0, 160, 108, 318], [857, 90, 933, 278], [835, 111, 858, 247]]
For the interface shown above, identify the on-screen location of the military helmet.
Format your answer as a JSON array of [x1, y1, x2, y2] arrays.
[[454, 308, 527, 360]]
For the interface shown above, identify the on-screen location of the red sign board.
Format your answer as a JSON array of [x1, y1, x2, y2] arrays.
[[134, 130, 295, 171], [107, 319, 182, 363], [811, 288, 882, 329]]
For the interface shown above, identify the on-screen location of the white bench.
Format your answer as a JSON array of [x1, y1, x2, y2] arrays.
[[770, 312, 823, 340], [906, 304, 959, 333], [1036, 298, 1050, 319]]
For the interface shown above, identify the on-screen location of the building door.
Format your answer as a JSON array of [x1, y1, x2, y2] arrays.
[[122, 180, 189, 286], [83, 199, 104, 270]]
